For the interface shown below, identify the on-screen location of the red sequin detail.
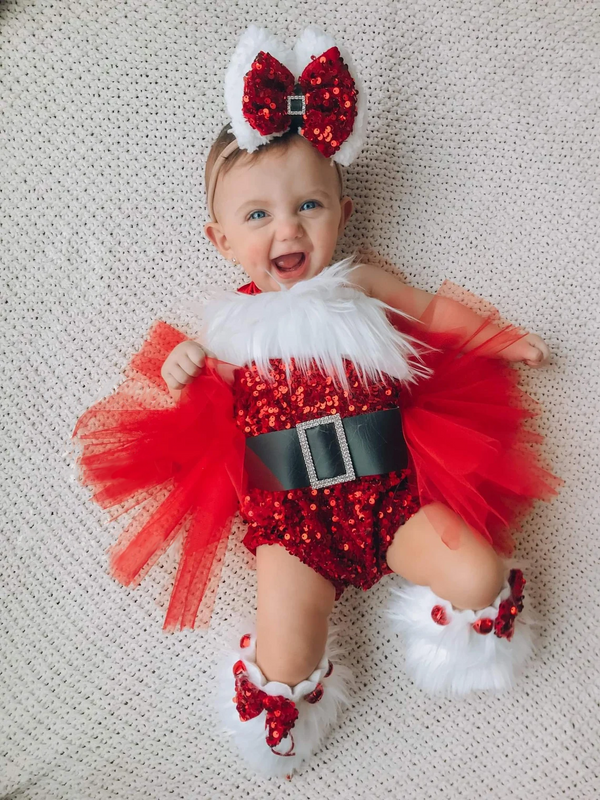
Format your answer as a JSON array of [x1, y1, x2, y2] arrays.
[[472, 617, 494, 634], [232, 659, 246, 676], [325, 660, 333, 678], [242, 46, 358, 158], [494, 569, 526, 641], [233, 669, 299, 753], [431, 605, 450, 626], [240, 633, 251, 648], [235, 359, 421, 598], [304, 683, 324, 704], [243, 51, 295, 136]]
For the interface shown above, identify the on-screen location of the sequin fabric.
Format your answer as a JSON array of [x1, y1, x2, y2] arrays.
[[242, 46, 358, 158], [233, 358, 421, 598]]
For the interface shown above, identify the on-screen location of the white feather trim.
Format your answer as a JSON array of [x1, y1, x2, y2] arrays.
[[184, 255, 432, 393], [386, 559, 536, 697], [224, 26, 296, 153], [216, 623, 353, 777]]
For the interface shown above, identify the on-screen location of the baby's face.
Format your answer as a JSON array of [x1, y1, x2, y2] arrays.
[[204, 135, 353, 292]]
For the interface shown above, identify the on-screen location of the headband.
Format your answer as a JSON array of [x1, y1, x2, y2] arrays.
[[206, 25, 367, 222]]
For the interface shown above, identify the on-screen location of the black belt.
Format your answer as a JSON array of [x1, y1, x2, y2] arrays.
[[244, 407, 408, 491]]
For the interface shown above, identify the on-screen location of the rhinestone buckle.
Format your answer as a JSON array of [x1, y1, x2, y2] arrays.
[[296, 413, 356, 490], [287, 94, 306, 115]]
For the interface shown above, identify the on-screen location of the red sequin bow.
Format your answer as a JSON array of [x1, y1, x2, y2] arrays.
[[433, 569, 526, 641], [242, 46, 358, 159], [233, 660, 299, 756], [494, 568, 526, 640]]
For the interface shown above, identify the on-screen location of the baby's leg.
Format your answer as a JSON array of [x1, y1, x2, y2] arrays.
[[256, 543, 336, 685], [384, 502, 533, 696], [221, 543, 350, 777], [385, 501, 505, 609]]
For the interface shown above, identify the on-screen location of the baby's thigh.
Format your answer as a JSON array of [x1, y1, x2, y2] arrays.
[[255, 543, 336, 686]]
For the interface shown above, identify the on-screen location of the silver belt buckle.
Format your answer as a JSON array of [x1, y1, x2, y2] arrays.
[[296, 413, 356, 490]]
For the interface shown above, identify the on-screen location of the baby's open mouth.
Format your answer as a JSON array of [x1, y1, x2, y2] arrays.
[[271, 252, 307, 278]]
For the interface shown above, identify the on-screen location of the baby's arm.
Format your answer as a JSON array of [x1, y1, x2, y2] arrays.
[[352, 264, 550, 367]]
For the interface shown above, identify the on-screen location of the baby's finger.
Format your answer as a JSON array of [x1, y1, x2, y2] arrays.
[[185, 343, 206, 368], [529, 345, 543, 363], [167, 385, 182, 401], [167, 363, 195, 387], [162, 371, 181, 390], [180, 351, 205, 377], [525, 347, 549, 368], [163, 370, 187, 390]]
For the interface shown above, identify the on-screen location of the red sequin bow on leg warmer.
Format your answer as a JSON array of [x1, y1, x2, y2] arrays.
[[224, 25, 367, 166], [233, 661, 300, 755]]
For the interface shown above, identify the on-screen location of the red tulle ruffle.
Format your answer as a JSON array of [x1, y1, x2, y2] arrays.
[[396, 282, 563, 554], [71, 321, 247, 632], [71, 284, 562, 631]]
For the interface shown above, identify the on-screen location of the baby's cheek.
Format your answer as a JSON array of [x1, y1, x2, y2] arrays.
[[242, 241, 267, 264]]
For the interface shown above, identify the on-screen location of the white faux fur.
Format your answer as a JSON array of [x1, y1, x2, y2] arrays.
[[386, 560, 536, 697], [224, 25, 297, 152], [224, 25, 367, 165], [187, 255, 433, 392], [216, 623, 354, 778]]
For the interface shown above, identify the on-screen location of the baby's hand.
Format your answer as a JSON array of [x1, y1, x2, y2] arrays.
[[520, 333, 551, 367], [161, 340, 206, 396]]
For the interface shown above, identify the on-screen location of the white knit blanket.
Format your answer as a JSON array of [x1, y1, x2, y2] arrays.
[[1, 2, 598, 798]]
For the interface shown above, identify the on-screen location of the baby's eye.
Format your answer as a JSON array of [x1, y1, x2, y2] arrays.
[[300, 200, 320, 211], [247, 210, 267, 221]]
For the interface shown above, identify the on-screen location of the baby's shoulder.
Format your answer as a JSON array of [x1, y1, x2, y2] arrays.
[[349, 263, 403, 299]]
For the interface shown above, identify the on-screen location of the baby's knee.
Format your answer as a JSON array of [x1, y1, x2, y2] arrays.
[[255, 616, 328, 686], [433, 546, 506, 611]]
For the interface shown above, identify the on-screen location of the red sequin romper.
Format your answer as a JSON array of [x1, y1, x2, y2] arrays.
[[234, 358, 421, 600], [232, 279, 420, 598]]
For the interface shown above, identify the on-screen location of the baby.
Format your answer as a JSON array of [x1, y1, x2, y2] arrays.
[[160, 70, 551, 778], [72, 26, 560, 779], [162, 125, 550, 677]]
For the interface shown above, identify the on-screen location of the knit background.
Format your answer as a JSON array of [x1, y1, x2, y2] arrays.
[[1, 1, 598, 798]]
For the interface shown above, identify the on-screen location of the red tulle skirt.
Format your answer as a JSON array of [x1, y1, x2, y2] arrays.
[[70, 284, 562, 631]]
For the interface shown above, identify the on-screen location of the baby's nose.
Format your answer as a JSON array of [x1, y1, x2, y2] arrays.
[[276, 217, 304, 239]]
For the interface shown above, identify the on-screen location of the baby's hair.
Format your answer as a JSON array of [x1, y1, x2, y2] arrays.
[[205, 124, 301, 197], [204, 124, 343, 201]]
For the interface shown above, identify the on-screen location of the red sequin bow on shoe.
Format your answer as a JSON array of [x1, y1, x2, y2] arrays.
[[233, 660, 300, 756], [242, 46, 358, 159]]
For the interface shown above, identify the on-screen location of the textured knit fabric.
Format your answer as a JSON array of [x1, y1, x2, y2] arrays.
[[1, 2, 598, 799]]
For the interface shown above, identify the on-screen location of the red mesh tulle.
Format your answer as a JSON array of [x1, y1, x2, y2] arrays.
[[71, 321, 247, 632], [71, 283, 563, 631], [396, 281, 563, 555]]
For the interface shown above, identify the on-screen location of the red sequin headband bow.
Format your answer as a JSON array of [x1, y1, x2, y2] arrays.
[[207, 26, 367, 221]]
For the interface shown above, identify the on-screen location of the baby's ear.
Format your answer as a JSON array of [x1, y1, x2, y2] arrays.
[[204, 220, 232, 259], [338, 195, 354, 234]]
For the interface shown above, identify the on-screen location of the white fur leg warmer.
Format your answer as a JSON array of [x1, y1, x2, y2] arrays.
[[386, 565, 536, 697], [216, 625, 353, 777]]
